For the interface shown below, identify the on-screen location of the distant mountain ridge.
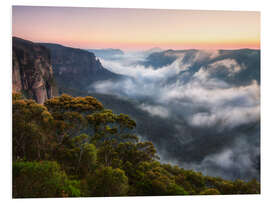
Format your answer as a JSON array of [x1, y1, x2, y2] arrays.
[[87, 48, 124, 59], [143, 48, 260, 86], [142, 47, 163, 56]]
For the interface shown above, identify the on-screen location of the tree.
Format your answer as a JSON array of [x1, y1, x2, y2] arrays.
[[13, 161, 80, 198], [53, 133, 97, 178], [13, 93, 54, 161], [204, 176, 234, 194], [130, 161, 187, 196], [45, 95, 138, 168], [175, 170, 206, 194], [200, 188, 221, 195], [167, 183, 188, 195], [86, 166, 129, 196], [232, 178, 260, 194], [112, 141, 159, 182], [87, 110, 138, 167], [45, 94, 103, 115], [44, 94, 104, 143]]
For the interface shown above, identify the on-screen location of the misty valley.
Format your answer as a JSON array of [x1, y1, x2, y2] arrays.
[[88, 47, 260, 181], [12, 37, 260, 197], [91, 48, 260, 180]]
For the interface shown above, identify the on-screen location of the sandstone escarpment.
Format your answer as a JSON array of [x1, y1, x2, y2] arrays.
[[12, 37, 58, 104], [39, 43, 122, 92]]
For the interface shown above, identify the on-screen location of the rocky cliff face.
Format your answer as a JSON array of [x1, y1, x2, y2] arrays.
[[12, 37, 57, 104], [39, 43, 122, 92]]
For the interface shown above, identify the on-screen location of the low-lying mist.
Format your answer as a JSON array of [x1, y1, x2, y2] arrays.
[[89, 50, 260, 181]]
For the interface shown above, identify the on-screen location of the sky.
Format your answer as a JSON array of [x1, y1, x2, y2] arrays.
[[12, 6, 260, 51]]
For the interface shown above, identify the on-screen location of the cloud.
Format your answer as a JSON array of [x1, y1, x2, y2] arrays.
[[188, 105, 260, 129], [99, 55, 189, 81], [90, 50, 260, 181], [164, 49, 220, 63], [193, 50, 220, 62], [208, 58, 245, 76], [97, 51, 148, 65], [139, 103, 170, 118], [93, 51, 260, 131], [94, 55, 190, 100], [178, 137, 260, 180]]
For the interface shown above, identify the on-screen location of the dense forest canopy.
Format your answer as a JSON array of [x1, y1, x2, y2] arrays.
[[12, 93, 260, 197]]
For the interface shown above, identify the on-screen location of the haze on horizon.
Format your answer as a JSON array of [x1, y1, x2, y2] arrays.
[[12, 6, 260, 51]]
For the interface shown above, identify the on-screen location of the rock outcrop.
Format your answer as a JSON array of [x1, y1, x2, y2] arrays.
[[39, 43, 122, 92], [12, 37, 57, 104]]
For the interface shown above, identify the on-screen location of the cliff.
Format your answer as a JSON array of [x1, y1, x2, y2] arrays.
[[12, 37, 57, 104], [39, 43, 122, 92]]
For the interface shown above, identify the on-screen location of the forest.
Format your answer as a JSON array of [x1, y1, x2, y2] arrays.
[[12, 93, 260, 198]]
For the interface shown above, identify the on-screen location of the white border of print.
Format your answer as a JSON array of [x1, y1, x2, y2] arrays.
[[1, 0, 269, 203]]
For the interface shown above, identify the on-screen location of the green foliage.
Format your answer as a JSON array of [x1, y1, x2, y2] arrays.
[[13, 161, 80, 198], [167, 183, 188, 195], [12, 92, 23, 101], [12, 93, 260, 197], [115, 141, 158, 167], [200, 188, 221, 195], [86, 166, 129, 196], [13, 94, 54, 161], [45, 94, 104, 114], [231, 179, 260, 194], [128, 161, 188, 196], [52, 133, 97, 178]]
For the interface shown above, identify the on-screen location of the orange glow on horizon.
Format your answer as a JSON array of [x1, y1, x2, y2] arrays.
[[13, 33, 260, 51], [13, 6, 260, 51]]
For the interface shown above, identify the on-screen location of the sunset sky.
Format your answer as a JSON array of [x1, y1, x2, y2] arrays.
[[12, 6, 260, 51]]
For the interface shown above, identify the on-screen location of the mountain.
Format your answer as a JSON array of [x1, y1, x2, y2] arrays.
[[142, 49, 193, 68], [39, 43, 123, 91], [143, 47, 163, 56], [12, 37, 58, 104], [86, 48, 124, 59], [143, 49, 260, 85]]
